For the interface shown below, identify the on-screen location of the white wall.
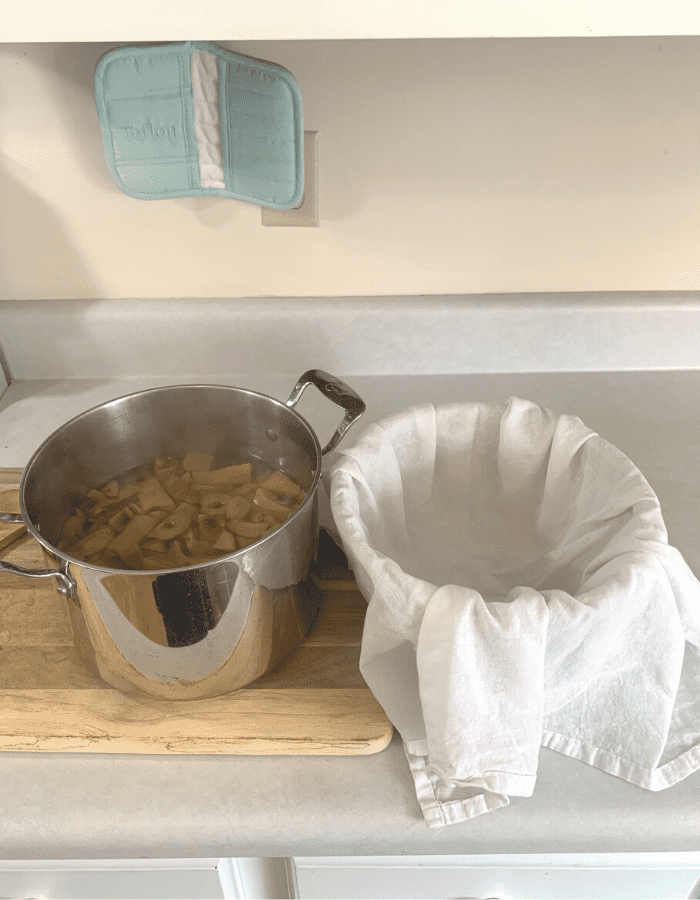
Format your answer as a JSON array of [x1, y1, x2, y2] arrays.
[[0, 38, 699, 300]]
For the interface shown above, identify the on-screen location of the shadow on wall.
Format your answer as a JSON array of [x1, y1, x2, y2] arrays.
[[216, 39, 370, 223], [0, 159, 100, 300], [0, 59, 100, 300], [42, 43, 116, 192]]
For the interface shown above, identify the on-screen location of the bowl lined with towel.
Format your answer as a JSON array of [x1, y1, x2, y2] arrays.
[[329, 397, 700, 827]]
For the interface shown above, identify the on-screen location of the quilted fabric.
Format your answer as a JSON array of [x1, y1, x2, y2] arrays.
[[94, 41, 304, 207]]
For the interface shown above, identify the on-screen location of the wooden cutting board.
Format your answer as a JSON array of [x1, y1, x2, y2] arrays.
[[0, 469, 393, 755]]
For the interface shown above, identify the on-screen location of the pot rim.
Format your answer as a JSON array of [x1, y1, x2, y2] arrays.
[[18, 382, 322, 576]]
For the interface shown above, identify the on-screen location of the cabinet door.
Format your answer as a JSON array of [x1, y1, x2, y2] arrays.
[[222, 858, 291, 899], [291, 854, 700, 900], [0, 859, 227, 899], [0, 858, 291, 900]]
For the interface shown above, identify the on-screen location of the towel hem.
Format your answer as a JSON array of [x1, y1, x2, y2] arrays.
[[404, 741, 511, 828], [541, 729, 700, 790]]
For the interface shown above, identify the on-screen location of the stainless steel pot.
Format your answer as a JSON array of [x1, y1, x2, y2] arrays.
[[0, 370, 365, 700]]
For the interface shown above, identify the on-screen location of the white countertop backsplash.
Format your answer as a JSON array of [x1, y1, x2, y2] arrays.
[[1, 293, 700, 858], [2, 292, 700, 469], [3, 294, 700, 382]]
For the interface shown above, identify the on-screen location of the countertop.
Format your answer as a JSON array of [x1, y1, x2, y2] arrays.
[[1, 367, 700, 859]]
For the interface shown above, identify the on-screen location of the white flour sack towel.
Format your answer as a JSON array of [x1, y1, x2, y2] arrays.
[[328, 398, 700, 828]]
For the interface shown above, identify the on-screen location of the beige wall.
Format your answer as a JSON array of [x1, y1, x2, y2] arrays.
[[1, 37, 699, 300]]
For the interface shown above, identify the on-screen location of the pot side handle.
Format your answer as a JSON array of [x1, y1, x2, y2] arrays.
[[286, 369, 366, 455], [0, 512, 23, 524], [0, 511, 76, 598]]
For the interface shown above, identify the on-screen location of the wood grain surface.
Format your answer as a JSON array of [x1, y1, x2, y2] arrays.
[[0, 486, 26, 550], [0, 469, 393, 755]]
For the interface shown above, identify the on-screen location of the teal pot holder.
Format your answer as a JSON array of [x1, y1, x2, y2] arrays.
[[94, 41, 304, 208]]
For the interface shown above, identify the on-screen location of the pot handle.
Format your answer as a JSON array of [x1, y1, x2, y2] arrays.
[[286, 369, 366, 455], [0, 511, 77, 598]]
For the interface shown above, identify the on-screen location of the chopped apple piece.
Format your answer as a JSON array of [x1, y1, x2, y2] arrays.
[[60, 509, 87, 543], [253, 488, 292, 518], [213, 530, 237, 552], [182, 451, 214, 472], [184, 535, 218, 558], [232, 482, 257, 496], [71, 525, 115, 559], [153, 465, 178, 484], [259, 471, 301, 498], [107, 514, 160, 556], [188, 483, 236, 495], [117, 545, 143, 569], [162, 472, 191, 499], [259, 510, 280, 529], [118, 471, 151, 501], [224, 495, 253, 520], [227, 519, 267, 539], [197, 514, 224, 544], [87, 549, 129, 569], [147, 503, 196, 541], [192, 463, 251, 485], [200, 493, 234, 517], [142, 539, 167, 554], [154, 457, 178, 471], [167, 540, 190, 568], [107, 506, 134, 532], [102, 481, 119, 498], [132, 476, 177, 513]]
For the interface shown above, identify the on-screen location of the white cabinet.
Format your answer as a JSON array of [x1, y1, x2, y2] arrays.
[[0, 859, 226, 900], [291, 855, 700, 900], [0, 858, 290, 900], [3, 1, 700, 42], [3, 855, 700, 900]]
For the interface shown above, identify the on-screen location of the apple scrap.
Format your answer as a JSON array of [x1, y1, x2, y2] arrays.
[[57, 453, 306, 570]]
